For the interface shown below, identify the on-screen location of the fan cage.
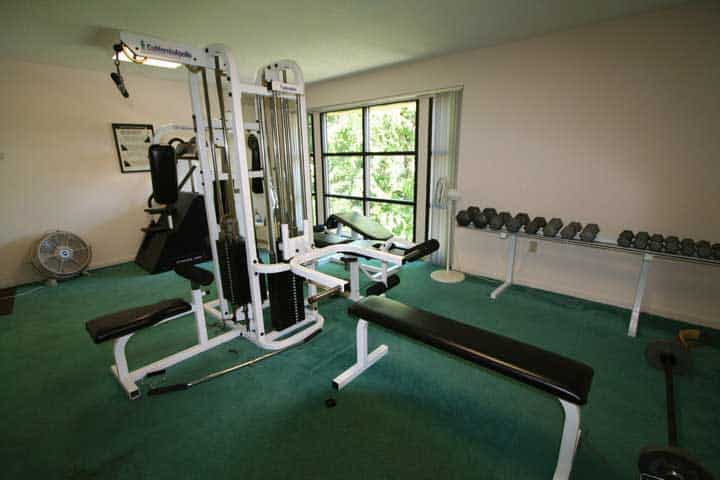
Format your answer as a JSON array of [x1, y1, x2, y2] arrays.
[[30, 230, 92, 280]]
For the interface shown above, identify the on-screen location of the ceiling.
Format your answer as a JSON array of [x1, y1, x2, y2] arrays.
[[1, 0, 690, 83]]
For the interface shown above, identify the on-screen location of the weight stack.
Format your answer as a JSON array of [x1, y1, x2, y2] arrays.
[[217, 236, 252, 307], [268, 271, 305, 331]]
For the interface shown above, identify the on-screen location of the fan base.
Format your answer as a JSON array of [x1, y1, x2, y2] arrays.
[[431, 270, 465, 283]]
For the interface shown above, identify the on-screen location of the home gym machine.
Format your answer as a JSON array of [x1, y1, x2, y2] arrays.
[[87, 33, 438, 399], [638, 337, 714, 479]]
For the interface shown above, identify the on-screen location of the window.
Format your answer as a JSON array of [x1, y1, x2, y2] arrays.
[[321, 101, 417, 240]]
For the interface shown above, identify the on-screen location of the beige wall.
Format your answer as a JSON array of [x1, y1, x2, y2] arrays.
[[0, 59, 191, 288], [307, 3, 720, 328]]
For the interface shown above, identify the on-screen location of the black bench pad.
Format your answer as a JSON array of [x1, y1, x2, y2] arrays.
[[86, 299, 191, 344], [348, 296, 593, 405], [328, 211, 393, 241]]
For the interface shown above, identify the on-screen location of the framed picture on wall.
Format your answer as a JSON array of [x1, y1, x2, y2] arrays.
[[112, 123, 154, 173]]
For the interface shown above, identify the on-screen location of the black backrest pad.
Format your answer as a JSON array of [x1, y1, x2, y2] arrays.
[[328, 211, 393, 241], [348, 296, 593, 405], [86, 299, 191, 344], [149, 145, 178, 205]]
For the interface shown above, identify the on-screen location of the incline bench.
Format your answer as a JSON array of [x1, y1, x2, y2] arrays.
[[333, 296, 594, 479], [314, 211, 427, 300]]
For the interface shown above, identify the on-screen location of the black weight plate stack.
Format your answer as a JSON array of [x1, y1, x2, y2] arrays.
[[471, 213, 489, 229], [634, 232, 650, 250], [543, 218, 563, 237], [560, 222, 582, 239], [456, 210, 471, 227], [680, 238, 696, 257], [525, 217, 546, 235], [648, 234, 664, 252], [579, 224, 600, 242], [618, 230, 634, 248], [489, 211, 510, 230], [696, 241, 712, 259], [505, 216, 522, 233], [665, 236, 680, 254], [505, 213, 529, 233], [467, 206, 481, 222]]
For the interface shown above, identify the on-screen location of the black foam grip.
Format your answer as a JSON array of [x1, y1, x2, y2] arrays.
[[366, 274, 401, 296], [110, 72, 129, 98], [403, 239, 440, 264], [149, 145, 178, 205]]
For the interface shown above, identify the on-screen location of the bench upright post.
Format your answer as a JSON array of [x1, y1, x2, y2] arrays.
[[554, 399, 582, 480], [332, 319, 388, 390]]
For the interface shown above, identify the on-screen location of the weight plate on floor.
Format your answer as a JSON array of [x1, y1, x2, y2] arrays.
[[645, 340, 691, 375], [639, 446, 714, 480]]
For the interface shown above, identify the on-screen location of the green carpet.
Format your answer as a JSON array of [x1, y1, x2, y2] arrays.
[[1, 261, 718, 479]]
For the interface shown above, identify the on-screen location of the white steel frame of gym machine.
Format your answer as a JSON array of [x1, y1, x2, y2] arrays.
[[114, 32, 407, 385]]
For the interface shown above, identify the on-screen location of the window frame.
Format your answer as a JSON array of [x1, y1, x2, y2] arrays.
[[320, 100, 420, 241], [307, 113, 319, 224]]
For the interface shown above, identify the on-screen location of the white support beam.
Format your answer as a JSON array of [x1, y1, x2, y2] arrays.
[[627, 253, 653, 337], [491, 233, 518, 300]]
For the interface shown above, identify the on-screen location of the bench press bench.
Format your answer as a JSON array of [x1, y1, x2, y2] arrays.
[[333, 296, 594, 479]]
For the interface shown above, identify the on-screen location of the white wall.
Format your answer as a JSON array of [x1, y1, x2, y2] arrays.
[[307, 3, 720, 328], [0, 58, 191, 287]]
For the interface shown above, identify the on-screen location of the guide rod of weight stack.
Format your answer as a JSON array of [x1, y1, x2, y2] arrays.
[[200, 68, 225, 221], [256, 97, 279, 263], [213, 56, 237, 220]]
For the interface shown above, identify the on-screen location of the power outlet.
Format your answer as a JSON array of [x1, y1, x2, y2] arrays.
[[528, 241, 538, 253]]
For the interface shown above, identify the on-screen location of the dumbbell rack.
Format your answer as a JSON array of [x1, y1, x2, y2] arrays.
[[459, 226, 720, 337]]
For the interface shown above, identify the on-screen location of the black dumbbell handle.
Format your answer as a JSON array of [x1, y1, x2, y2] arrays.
[[661, 354, 678, 447]]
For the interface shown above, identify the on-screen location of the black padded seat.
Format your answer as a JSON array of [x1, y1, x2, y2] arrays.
[[314, 232, 353, 248], [348, 296, 593, 405], [86, 299, 191, 344]]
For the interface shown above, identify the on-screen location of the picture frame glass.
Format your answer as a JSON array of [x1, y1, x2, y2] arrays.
[[112, 123, 154, 173]]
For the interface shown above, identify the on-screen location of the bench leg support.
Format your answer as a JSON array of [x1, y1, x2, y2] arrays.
[[111, 334, 140, 399], [491, 233, 517, 300], [553, 399, 582, 480], [333, 319, 388, 390], [628, 253, 652, 338]]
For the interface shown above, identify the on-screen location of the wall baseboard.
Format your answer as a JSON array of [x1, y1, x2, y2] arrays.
[[460, 265, 719, 331], [0, 255, 137, 290]]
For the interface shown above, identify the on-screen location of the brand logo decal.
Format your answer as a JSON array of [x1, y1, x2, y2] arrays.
[[140, 39, 192, 60]]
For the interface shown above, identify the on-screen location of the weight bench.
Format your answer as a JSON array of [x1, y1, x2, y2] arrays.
[[333, 296, 594, 479], [85, 265, 241, 399]]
